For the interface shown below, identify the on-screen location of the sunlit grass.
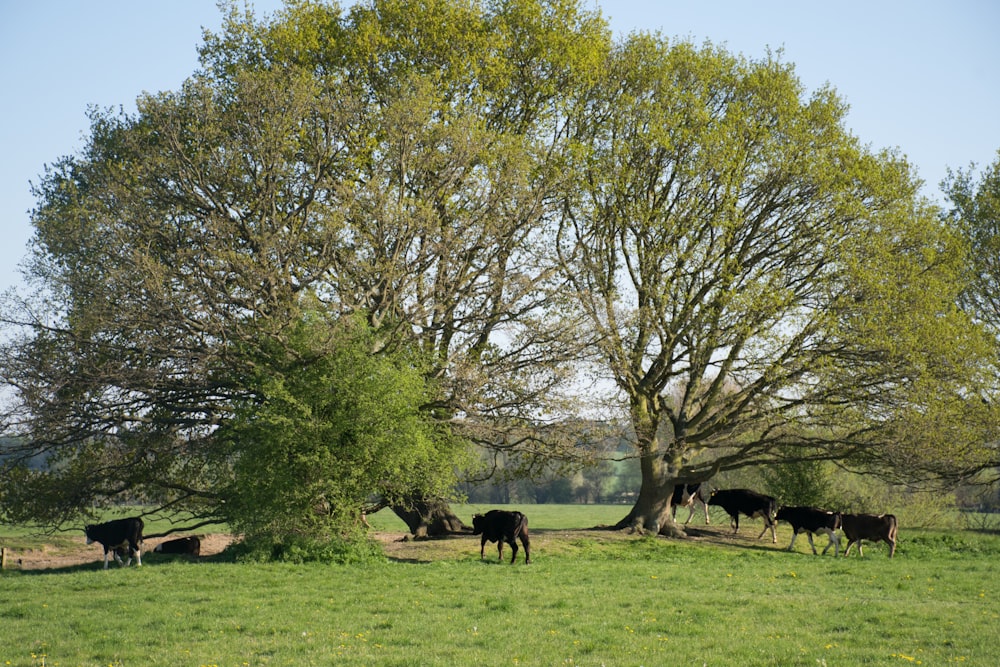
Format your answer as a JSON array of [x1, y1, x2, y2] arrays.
[[2, 506, 999, 666]]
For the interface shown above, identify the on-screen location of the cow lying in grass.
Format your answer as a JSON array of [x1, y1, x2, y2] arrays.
[[153, 536, 201, 559]]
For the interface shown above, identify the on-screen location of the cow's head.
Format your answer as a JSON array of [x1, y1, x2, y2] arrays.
[[471, 514, 484, 535], [83, 525, 95, 544]]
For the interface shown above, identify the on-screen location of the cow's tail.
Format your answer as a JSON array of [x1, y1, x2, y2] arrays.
[[885, 514, 898, 541], [517, 512, 529, 539], [516, 512, 531, 563]]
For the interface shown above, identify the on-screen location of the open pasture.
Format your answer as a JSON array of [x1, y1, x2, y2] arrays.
[[1, 504, 998, 666]]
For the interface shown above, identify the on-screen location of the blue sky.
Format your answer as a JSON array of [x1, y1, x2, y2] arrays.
[[1, 1, 998, 297]]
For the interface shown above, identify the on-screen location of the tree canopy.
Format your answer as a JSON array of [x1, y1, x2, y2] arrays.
[[0, 0, 607, 541], [1, 0, 995, 546], [941, 150, 1000, 483], [555, 34, 996, 533]]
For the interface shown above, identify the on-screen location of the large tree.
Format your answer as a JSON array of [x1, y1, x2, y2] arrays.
[[941, 150, 1000, 482], [556, 34, 993, 535], [0, 0, 606, 537], [946, 150, 1000, 331], [216, 0, 608, 534]]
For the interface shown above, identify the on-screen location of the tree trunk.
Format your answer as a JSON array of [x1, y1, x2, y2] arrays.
[[611, 399, 687, 538], [392, 498, 469, 538], [611, 459, 687, 538]]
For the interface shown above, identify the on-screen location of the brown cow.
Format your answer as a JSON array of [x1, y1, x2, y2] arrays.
[[841, 513, 898, 557]]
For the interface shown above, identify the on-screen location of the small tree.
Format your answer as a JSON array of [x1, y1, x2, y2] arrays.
[[220, 314, 469, 552], [761, 460, 832, 508]]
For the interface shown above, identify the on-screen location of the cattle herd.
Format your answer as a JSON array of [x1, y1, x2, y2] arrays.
[[677, 485, 896, 559], [472, 485, 898, 565], [82, 485, 896, 568]]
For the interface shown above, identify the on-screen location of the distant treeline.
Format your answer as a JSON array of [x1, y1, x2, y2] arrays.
[[460, 453, 1000, 516]]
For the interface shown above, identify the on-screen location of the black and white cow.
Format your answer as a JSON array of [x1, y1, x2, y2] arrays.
[[153, 535, 201, 558], [707, 488, 777, 543], [671, 483, 710, 525], [472, 509, 531, 564], [775, 506, 842, 556], [841, 513, 898, 558], [84, 517, 144, 569]]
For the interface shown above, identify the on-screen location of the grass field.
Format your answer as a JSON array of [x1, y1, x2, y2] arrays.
[[1, 504, 999, 666]]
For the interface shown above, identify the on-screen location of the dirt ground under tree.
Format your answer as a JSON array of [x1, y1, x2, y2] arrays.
[[3, 523, 765, 571]]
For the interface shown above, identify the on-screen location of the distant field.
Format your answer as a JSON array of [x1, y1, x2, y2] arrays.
[[2, 505, 999, 666], [369, 502, 635, 532]]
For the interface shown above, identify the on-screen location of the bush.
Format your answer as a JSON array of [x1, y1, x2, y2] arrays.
[[824, 471, 959, 529], [226, 534, 387, 565], [761, 460, 832, 507], [221, 314, 470, 545]]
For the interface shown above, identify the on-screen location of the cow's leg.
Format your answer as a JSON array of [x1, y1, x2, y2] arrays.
[[117, 545, 132, 567], [480, 536, 488, 560], [508, 539, 518, 564], [887, 537, 896, 558], [103, 549, 111, 569], [496, 540, 504, 562], [756, 517, 776, 543], [683, 505, 696, 525], [821, 530, 839, 557], [133, 542, 142, 567], [786, 530, 799, 552], [730, 513, 739, 534], [843, 539, 858, 557], [701, 500, 710, 525], [520, 533, 530, 564], [805, 532, 818, 555]]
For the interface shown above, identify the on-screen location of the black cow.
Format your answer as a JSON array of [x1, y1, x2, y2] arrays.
[[671, 483, 710, 525], [707, 488, 777, 543], [841, 513, 898, 558], [153, 536, 201, 558], [775, 506, 842, 556], [84, 517, 144, 569], [472, 510, 530, 564]]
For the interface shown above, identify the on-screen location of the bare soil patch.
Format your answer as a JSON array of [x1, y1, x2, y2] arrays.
[[5, 522, 767, 570], [8, 533, 235, 570]]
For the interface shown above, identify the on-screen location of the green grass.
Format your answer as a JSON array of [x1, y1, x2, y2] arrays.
[[2, 505, 999, 666]]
